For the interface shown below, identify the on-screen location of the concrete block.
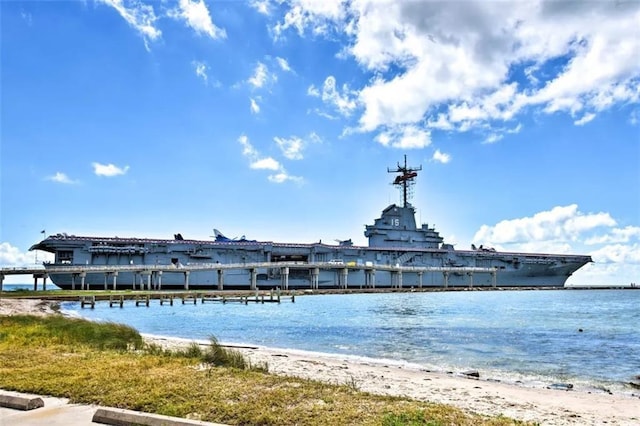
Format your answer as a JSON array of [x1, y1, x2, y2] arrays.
[[92, 407, 226, 426], [0, 393, 45, 410]]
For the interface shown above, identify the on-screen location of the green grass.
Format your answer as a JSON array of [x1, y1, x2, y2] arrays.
[[145, 336, 269, 372], [0, 315, 143, 350], [0, 315, 531, 425], [381, 410, 445, 426]]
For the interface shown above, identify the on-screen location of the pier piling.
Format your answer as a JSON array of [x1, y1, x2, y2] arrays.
[[111, 272, 118, 291], [250, 268, 257, 291], [109, 295, 124, 308], [160, 294, 174, 306], [201, 294, 218, 303], [80, 296, 95, 309], [184, 271, 190, 290], [181, 293, 197, 305], [135, 295, 150, 307], [31, 274, 47, 291], [217, 269, 224, 290]]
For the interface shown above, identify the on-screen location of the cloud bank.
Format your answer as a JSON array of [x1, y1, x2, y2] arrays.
[[275, 0, 640, 146], [472, 204, 640, 285]]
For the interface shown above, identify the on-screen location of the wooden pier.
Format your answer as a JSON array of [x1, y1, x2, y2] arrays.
[[69, 289, 295, 309], [201, 289, 293, 304]]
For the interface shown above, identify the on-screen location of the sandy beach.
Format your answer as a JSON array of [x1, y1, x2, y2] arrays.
[[0, 297, 61, 317], [2, 297, 639, 425]]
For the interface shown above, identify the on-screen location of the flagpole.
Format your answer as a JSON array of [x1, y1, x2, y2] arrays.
[[35, 230, 45, 265]]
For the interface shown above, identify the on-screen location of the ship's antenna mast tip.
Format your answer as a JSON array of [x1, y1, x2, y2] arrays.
[[387, 155, 421, 208]]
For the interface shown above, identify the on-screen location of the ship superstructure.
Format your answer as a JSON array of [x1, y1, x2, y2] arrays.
[[30, 157, 592, 290]]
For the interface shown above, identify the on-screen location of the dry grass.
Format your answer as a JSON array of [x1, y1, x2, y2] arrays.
[[0, 315, 532, 425]]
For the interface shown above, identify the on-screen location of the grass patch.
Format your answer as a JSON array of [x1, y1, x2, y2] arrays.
[[143, 338, 268, 372], [0, 315, 531, 425], [0, 315, 143, 351]]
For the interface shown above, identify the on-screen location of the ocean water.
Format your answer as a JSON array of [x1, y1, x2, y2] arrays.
[[58, 289, 640, 395], [2, 283, 62, 291]]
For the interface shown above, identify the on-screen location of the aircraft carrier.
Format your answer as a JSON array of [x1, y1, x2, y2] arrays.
[[30, 157, 592, 290]]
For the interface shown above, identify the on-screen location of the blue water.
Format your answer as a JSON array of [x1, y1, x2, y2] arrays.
[[61, 290, 640, 394], [2, 283, 61, 291]]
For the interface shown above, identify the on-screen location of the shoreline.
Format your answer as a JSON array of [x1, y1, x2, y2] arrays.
[[145, 334, 640, 426], [2, 297, 639, 425]]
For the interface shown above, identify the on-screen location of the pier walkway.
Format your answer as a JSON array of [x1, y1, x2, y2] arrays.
[[74, 289, 295, 309], [0, 262, 497, 292]]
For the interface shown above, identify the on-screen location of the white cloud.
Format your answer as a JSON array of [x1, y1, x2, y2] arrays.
[[311, 108, 338, 120], [276, 57, 292, 72], [238, 134, 258, 157], [274, 1, 640, 141], [508, 123, 522, 134], [574, 112, 596, 126], [20, 10, 33, 26], [192, 60, 208, 83], [237, 134, 303, 184], [169, 0, 226, 39], [471, 205, 640, 285], [483, 123, 522, 144], [589, 243, 640, 265], [320, 76, 357, 117], [97, 0, 161, 50], [585, 226, 640, 245], [248, 62, 270, 88], [268, 172, 303, 184], [46, 172, 77, 184], [569, 259, 640, 287], [375, 125, 431, 149], [473, 204, 616, 246], [274, 136, 304, 160], [307, 84, 320, 97], [92, 162, 129, 177], [0, 242, 32, 265], [432, 149, 451, 164], [250, 0, 271, 16], [250, 98, 261, 114], [250, 157, 280, 170], [484, 133, 503, 144], [426, 114, 454, 131], [0, 243, 55, 282], [273, 0, 347, 39], [246, 58, 291, 92]]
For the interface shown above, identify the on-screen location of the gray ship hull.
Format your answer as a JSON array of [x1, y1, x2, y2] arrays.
[[31, 237, 589, 290], [44, 268, 575, 290]]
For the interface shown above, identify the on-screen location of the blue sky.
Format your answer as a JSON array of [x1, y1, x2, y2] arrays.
[[1, 0, 639, 285]]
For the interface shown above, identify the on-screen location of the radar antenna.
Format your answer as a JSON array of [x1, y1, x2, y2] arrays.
[[388, 155, 421, 208]]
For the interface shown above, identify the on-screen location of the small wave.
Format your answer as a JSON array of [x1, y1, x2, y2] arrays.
[[60, 309, 82, 319]]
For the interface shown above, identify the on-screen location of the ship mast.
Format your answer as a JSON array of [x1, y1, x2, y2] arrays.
[[388, 155, 422, 208]]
